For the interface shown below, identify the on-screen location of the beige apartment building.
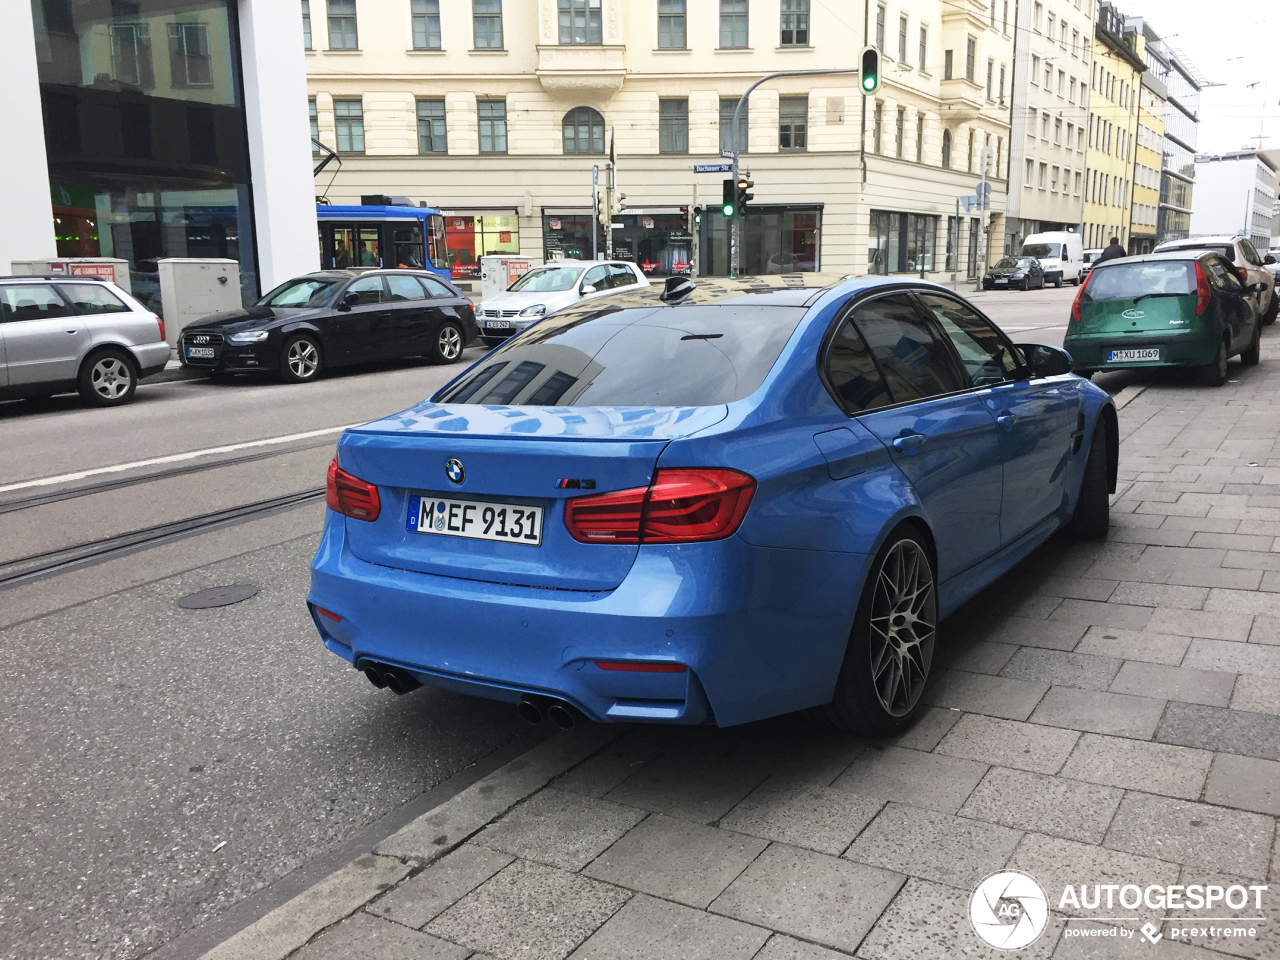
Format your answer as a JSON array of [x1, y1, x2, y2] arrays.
[[304, 0, 1012, 283]]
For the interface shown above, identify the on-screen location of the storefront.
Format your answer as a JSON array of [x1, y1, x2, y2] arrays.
[[541, 209, 692, 277], [699, 205, 822, 276], [868, 211, 939, 275], [442, 211, 520, 281]]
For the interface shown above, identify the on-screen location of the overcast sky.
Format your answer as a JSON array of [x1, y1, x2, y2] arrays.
[[1113, 0, 1280, 155]]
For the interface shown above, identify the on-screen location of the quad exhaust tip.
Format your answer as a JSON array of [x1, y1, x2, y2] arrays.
[[519, 695, 582, 729], [360, 662, 422, 696]]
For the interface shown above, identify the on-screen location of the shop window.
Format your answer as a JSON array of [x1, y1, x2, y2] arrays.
[[473, 0, 503, 49], [417, 99, 446, 153], [412, 0, 441, 49], [659, 99, 688, 154], [698, 206, 820, 276], [563, 106, 604, 155], [301, 0, 311, 49], [719, 98, 747, 154], [868, 212, 938, 276], [719, 0, 747, 48], [447, 214, 520, 280], [658, 0, 686, 48], [559, 0, 602, 45], [334, 99, 364, 153], [169, 22, 212, 86], [779, 97, 807, 152], [780, 0, 809, 46], [478, 100, 507, 153], [326, 0, 357, 49]]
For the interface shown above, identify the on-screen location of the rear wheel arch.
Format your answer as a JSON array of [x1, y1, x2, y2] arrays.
[[80, 343, 141, 379], [1100, 404, 1119, 494]]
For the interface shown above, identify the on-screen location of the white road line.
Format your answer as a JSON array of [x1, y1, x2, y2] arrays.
[[0, 424, 358, 495]]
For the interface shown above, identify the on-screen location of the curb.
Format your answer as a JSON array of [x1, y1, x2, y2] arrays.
[[1111, 384, 1147, 410], [197, 723, 625, 960], [148, 362, 208, 385]]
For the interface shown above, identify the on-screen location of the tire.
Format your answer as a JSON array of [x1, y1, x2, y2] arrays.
[[77, 348, 138, 407], [1054, 275, 1063, 288], [432, 321, 465, 363], [1241, 322, 1261, 367], [1200, 338, 1229, 387], [1264, 294, 1278, 327], [279, 334, 323, 383], [826, 527, 937, 737], [1068, 427, 1110, 540]]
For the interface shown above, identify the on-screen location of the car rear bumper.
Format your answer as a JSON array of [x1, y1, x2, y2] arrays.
[[133, 341, 173, 378], [1064, 329, 1218, 370], [307, 512, 865, 726]]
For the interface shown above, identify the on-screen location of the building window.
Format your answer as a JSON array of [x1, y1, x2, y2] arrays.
[[875, 4, 886, 51], [720, 0, 748, 48], [478, 99, 507, 152], [111, 22, 154, 88], [999, 64, 1005, 102], [720, 97, 747, 153], [919, 26, 927, 72], [1042, 112, 1050, 139], [1051, 165, 1059, 191], [1074, 171, 1081, 195], [1058, 69, 1065, 96], [1038, 162, 1047, 189], [989, 1, 996, 28], [965, 37, 975, 82], [1044, 60, 1051, 87], [417, 99, 446, 153], [301, 0, 312, 49], [1025, 158, 1034, 186], [779, 97, 808, 151], [326, 0, 357, 49], [334, 98, 364, 153], [168, 22, 212, 86], [996, 137, 1002, 177], [1031, 54, 1039, 83], [659, 98, 688, 153], [898, 15, 908, 62], [1033, 2, 1042, 30], [559, 0, 602, 45], [309, 98, 319, 152], [473, 0, 503, 49], [873, 101, 883, 154], [894, 106, 905, 158], [780, 0, 809, 46], [916, 114, 924, 161], [563, 106, 604, 154], [942, 129, 951, 168], [986, 60, 994, 99], [1072, 28, 1079, 55], [1046, 12, 1054, 38], [1054, 118, 1062, 144], [944, 49, 953, 80], [658, 0, 686, 48], [967, 130, 974, 172], [1002, 1, 1009, 33], [412, 0, 441, 49]]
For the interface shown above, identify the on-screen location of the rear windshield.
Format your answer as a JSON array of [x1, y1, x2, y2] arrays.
[[1163, 244, 1233, 261], [1087, 261, 1196, 301], [435, 304, 806, 407], [1022, 243, 1061, 259]]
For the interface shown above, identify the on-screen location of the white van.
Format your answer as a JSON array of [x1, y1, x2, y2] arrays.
[[1020, 231, 1085, 287]]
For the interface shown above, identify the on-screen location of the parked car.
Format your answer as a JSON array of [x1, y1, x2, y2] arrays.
[[308, 274, 1118, 736], [179, 269, 478, 383], [476, 260, 649, 346], [984, 257, 1046, 291], [1065, 251, 1265, 385], [0, 275, 169, 406], [1081, 248, 1105, 279], [1021, 231, 1085, 286], [1153, 235, 1277, 325]]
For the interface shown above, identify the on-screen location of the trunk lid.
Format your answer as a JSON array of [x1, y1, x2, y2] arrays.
[[1077, 260, 1201, 335], [1078, 293, 1198, 334], [338, 403, 728, 591]]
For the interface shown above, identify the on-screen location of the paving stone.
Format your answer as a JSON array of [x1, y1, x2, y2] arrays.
[[1183, 639, 1280, 678], [940, 640, 1020, 675], [1167, 867, 1278, 960], [1109, 526, 1196, 547], [1205, 754, 1280, 816], [554, 735, 666, 799], [567, 893, 768, 960], [923, 670, 1049, 721], [831, 746, 987, 814], [1149, 607, 1255, 642], [971, 616, 1088, 651], [1050, 598, 1156, 631], [1224, 550, 1280, 572], [1156, 702, 1280, 762], [1231, 675, 1280, 716], [857, 878, 1061, 960], [1264, 571, 1280, 594], [722, 722, 868, 786], [1109, 582, 1210, 609], [1030, 686, 1167, 739], [935, 714, 1080, 774], [1161, 515, 1245, 535], [603, 751, 768, 823], [960, 767, 1123, 844], [1108, 661, 1236, 708], [1059, 734, 1213, 801], [1104, 793, 1275, 880], [426, 860, 631, 960], [999, 649, 1123, 691], [1250, 616, 1280, 645], [1075, 627, 1191, 666], [368, 845, 514, 930], [1033, 576, 1119, 602], [1190, 531, 1277, 551], [582, 813, 767, 908], [719, 776, 883, 856], [843, 803, 1022, 888], [475, 788, 647, 871], [710, 843, 905, 954], [754, 934, 847, 960], [294, 912, 469, 960], [892, 705, 960, 752], [1205, 588, 1280, 619]]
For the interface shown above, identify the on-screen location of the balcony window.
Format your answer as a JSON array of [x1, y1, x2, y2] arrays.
[[779, 96, 807, 151], [478, 99, 507, 152], [327, 0, 357, 49], [559, 0, 602, 45], [473, 0, 503, 49], [418, 99, 446, 153], [658, 0, 686, 48], [334, 99, 364, 153], [563, 106, 605, 154], [412, 0, 441, 49], [780, 0, 809, 46], [659, 98, 688, 153], [720, 0, 748, 48]]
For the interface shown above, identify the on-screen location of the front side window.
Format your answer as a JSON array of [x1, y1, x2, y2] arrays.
[[659, 98, 689, 153], [720, 0, 747, 48], [658, 0, 686, 48], [412, 0, 441, 49], [563, 106, 605, 155], [720, 98, 748, 154], [824, 316, 891, 413], [334, 99, 364, 152], [779, 97, 807, 152], [326, 0, 357, 49], [852, 295, 965, 402], [559, 0, 602, 45], [509, 266, 584, 293], [917, 293, 1022, 386], [169, 22, 211, 85], [478, 100, 507, 153], [581, 265, 610, 290], [301, 0, 312, 49], [417, 99, 447, 153], [780, 0, 809, 45], [0, 285, 69, 322], [474, 0, 503, 49]]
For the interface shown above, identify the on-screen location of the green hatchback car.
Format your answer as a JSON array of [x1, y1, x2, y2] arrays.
[[1066, 251, 1266, 385]]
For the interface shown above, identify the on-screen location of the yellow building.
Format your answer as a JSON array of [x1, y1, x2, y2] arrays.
[[1083, 2, 1144, 251], [1130, 72, 1165, 254]]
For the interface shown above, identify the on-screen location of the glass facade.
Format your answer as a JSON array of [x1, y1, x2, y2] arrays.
[[33, 0, 256, 310], [701, 206, 821, 275]]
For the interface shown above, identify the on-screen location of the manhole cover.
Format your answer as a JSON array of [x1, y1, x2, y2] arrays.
[[178, 584, 259, 609]]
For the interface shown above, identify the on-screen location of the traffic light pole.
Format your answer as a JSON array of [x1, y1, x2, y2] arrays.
[[728, 68, 865, 278]]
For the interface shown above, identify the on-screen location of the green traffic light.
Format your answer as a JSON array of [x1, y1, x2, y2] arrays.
[[723, 203, 735, 217], [863, 76, 875, 90]]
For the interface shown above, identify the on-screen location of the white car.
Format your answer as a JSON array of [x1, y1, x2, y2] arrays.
[[1154, 235, 1277, 325], [476, 260, 649, 345]]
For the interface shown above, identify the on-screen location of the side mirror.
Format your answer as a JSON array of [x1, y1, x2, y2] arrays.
[[1251, 282, 1269, 294], [581, 284, 597, 294], [1265, 254, 1276, 265], [1014, 343, 1074, 377], [337, 292, 359, 311]]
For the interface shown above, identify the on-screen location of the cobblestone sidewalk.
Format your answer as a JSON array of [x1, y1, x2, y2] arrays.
[[205, 356, 1280, 960]]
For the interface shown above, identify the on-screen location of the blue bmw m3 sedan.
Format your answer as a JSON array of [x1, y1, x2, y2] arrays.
[[308, 274, 1118, 736]]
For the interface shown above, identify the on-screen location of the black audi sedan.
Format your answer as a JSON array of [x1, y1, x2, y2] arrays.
[[983, 257, 1046, 291], [179, 270, 480, 383]]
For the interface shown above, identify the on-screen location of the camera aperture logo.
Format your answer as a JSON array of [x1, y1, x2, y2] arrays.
[[970, 871, 1050, 950]]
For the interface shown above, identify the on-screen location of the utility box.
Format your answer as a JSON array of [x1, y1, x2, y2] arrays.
[[9, 257, 131, 293], [480, 255, 538, 302], [157, 258, 241, 346]]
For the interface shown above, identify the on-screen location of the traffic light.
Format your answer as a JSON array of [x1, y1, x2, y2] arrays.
[[736, 173, 754, 215], [692, 205, 703, 226], [860, 46, 881, 96], [722, 178, 736, 217]]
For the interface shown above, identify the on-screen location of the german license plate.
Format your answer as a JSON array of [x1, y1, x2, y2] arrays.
[[186, 347, 215, 358], [994, 278, 1008, 284], [408, 495, 542, 546], [1107, 348, 1160, 362], [485, 320, 511, 330]]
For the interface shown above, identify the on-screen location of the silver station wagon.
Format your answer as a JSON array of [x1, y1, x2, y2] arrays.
[[0, 276, 171, 407]]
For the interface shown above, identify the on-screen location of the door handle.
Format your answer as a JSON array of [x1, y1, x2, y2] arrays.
[[892, 433, 926, 453], [997, 413, 1018, 430], [67, 329, 78, 334]]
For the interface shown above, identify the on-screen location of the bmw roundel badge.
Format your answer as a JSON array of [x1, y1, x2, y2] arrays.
[[445, 459, 465, 484]]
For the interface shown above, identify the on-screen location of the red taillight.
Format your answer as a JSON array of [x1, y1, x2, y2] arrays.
[[563, 468, 756, 544], [312, 604, 342, 622], [155, 315, 166, 341], [1071, 271, 1093, 322], [595, 661, 687, 673], [1237, 266, 1250, 285], [326, 457, 381, 521], [1195, 261, 1211, 315]]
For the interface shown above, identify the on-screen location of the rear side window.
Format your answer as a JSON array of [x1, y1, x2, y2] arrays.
[[851, 295, 966, 402], [60, 283, 130, 314], [824, 318, 891, 413], [1087, 262, 1195, 301], [0, 285, 68, 322], [418, 276, 455, 298], [607, 264, 637, 289], [387, 276, 426, 301], [435, 304, 807, 406]]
